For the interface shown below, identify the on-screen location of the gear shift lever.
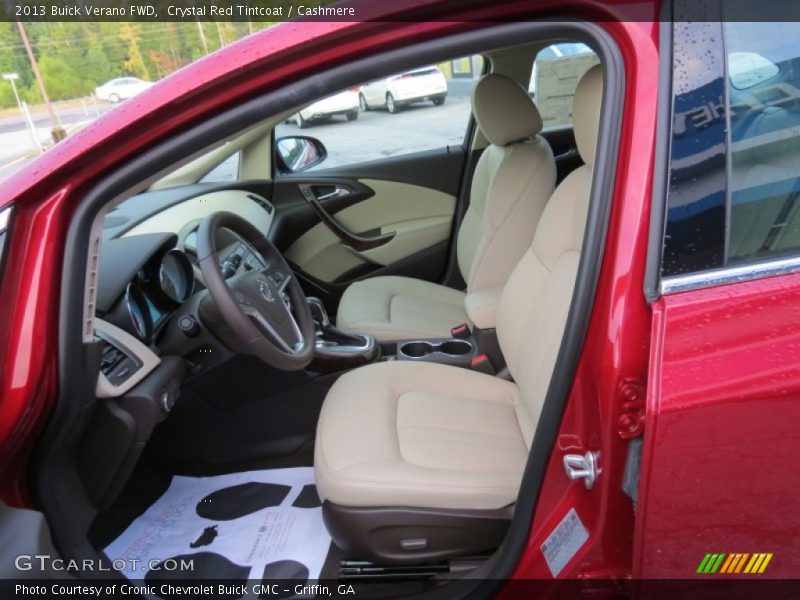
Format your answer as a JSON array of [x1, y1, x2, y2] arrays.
[[304, 297, 379, 373], [307, 297, 331, 328]]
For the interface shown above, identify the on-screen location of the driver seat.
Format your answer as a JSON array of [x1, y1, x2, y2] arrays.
[[314, 66, 603, 563]]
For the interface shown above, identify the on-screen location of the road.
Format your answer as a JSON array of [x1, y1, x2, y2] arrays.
[[0, 79, 475, 184], [0, 102, 111, 135], [275, 91, 472, 171]]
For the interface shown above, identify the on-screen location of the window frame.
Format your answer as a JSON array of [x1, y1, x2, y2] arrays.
[[652, 10, 800, 297], [271, 56, 486, 175]]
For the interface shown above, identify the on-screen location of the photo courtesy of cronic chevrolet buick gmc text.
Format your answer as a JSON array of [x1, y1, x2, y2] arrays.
[[0, 1, 799, 599]]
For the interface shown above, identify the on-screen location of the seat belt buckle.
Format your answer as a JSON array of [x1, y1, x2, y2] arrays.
[[470, 353, 495, 375], [450, 323, 470, 339]]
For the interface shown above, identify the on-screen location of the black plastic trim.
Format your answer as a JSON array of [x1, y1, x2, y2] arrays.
[[0, 205, 12, 283], [644, 11, 674, 302]]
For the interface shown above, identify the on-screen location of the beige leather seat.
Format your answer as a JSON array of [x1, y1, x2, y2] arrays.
[[336, 73, 556, 341], [315, 66, 603, 563]]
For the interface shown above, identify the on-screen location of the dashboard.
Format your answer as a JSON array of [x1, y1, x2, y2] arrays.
[[82, 187, 276, 510], [98, 233, 193, 345], [95, 188, 275, 398], [99, 189, 274, 344], [126, 247, 195, 344]]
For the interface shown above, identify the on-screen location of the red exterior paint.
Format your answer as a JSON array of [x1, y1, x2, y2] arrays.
[[0, 191, 68, 505], [503, 19, 659, 582], [636, 275, 800, 578], [5, 2, 793, 583]]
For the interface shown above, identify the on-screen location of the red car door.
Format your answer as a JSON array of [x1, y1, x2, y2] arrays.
[[638, 12, 800, 579]]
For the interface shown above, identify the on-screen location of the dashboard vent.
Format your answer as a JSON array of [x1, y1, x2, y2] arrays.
[[98, 339, 140, 386], [100, 342, 126, 375], [247, 193, 274, 215]]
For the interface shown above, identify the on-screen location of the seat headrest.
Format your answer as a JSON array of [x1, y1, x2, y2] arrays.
[[471, 74, 543, 147], [572, 65, 604, 168]]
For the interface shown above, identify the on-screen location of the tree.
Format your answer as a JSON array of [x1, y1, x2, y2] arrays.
[[38, 53, 84, 100], [120, 22, 150, 80]]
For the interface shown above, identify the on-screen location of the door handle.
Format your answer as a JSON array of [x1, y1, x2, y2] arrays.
[[315, 185, 351, 202], [298, 184, 395, 252], [554, 148, 579, 161]]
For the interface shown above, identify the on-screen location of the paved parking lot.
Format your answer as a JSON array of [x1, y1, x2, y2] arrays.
[[0, 80, 475, 183], [275, 90, 472, 170]]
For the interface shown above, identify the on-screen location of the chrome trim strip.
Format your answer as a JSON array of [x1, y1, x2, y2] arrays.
[[0, 206, 10, 233], [661, 256, 800, 295]]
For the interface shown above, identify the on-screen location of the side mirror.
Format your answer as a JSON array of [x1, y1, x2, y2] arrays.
[[275, 136, 328, 174]]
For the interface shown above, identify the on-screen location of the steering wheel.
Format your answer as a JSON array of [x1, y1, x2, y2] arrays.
[[196, 211, 315, 370]]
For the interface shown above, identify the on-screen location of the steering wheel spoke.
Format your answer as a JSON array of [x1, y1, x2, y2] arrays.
[[197, 212, 315, 370], [239, 301, 304, 354]]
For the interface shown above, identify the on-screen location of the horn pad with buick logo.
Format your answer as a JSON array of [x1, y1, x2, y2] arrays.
[[196, 211, 316, 370]]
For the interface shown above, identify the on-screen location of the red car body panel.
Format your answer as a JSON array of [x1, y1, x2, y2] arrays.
[[637, 276, 800, 578], [507, 19, 659, 581], [11, 0, 785, 585]]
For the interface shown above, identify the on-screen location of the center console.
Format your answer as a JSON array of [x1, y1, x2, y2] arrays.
[[307, 298, 380, 373], [306, 298, 506, 377], [396, 338, 474, 367]]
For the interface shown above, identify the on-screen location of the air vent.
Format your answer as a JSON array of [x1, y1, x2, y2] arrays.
[[100, 342, 126, 375], [98, 339, 141, 387], [247, 193, 274, 215]]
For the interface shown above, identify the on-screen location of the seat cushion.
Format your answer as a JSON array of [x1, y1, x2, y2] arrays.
[[336, 276, 468, 341], [314, 361, 528, 510]]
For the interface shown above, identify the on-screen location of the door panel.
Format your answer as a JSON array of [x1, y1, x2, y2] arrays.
[[270, 146, 467, 309], [638, 276, 800, 578], [285, 179, 455, 281]]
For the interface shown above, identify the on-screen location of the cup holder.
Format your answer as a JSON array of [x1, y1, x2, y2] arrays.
[[398, 338, 474, 366], [439, 340, 472, 356], [399, 341, 435, 358]]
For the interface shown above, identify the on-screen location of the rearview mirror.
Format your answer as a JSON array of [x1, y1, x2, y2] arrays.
[[275, 136, 328, 173]]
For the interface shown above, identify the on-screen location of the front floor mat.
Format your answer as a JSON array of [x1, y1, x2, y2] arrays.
[[104, 468, 331, 585]]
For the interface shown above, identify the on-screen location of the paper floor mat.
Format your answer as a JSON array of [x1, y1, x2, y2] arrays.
[[104, 467, 331, 587]]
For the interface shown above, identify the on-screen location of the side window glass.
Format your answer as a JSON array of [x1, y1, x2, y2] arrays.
[[723, 21, 800, 264], [529, 43, 599, 128], [274, 56, 484, 172]]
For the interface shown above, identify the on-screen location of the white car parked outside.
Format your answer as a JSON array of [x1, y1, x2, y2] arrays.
[[94, 77, 154, 103], [292, 89, 360, 128], [359, 66, 448, 114]]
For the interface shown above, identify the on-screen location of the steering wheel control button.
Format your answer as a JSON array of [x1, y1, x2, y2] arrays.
[[178, 315, 201, 337]]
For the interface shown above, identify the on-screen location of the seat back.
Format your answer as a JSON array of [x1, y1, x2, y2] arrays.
[[457, 74, 556, 293], [495, 65, 603, 447]]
